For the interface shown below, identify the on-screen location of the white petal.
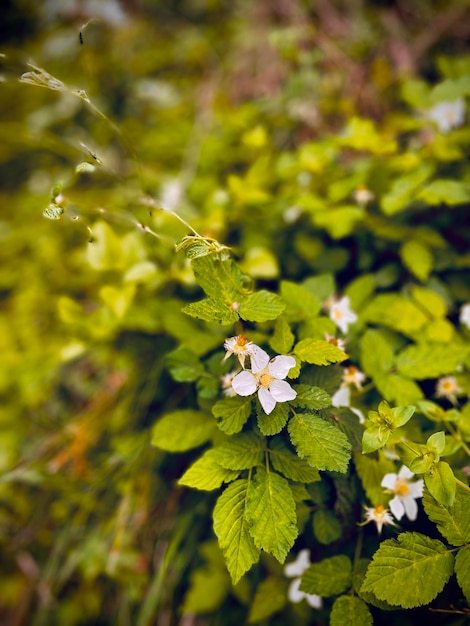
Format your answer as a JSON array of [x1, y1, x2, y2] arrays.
[[231, 371, 257, 396], [389, 496, 405, 521], [305, 593, 323, 609], [398, 466, 414, 480], [268, 355, 296, 379], [381, 473, 398, 490], [287, 578, 304, 603], [269, 379, 297, 402], [403, 496, 418, 521], [249, 346, 270, 373], [331, 386, 350, 408], [408, 479, 424, 498], [258, 388, 276, 414], [284, 549, 311, 577]]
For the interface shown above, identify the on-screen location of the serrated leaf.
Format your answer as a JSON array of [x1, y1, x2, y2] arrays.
[[374, 373, 424, 405], [291, 384, 332, 410], [312, 509, 342, 544], [300, 555, 352, 596], [212, 432, 266, 470], [361, 294, 428, 336], [256, 401, 289, 436], [269, 438, 320, 483], [151, 410, 216, 451], [288, 414, 351, 473], [455, 546, 470, 602], [294, 338, 348, 366], [182, 560, 231, 614], [330, 595, 373, 626], [165, 347, 205, 382], [424, 461, 456, 507], [178, 450, 240, 491], [417, 179, 470, 206], [191, 256, 247, 302], [400, 240, 433, 282], [182, 298, 239, 325], [360, 329, 395, 376], [213, 480, 261, 584], [422, 486, 470, 546], [280, 281, 321, 321], [238, 290, 285, 322], [270, 316, 295, 354], [246, 469, 298, 563], [396, 343, 470, 379], [361, 532, 454, 608], [212, 396, 252, 435], [247, 577, 287, 623]]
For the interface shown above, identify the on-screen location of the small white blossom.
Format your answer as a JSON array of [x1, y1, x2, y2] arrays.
[[327, 296, 358, 334], [381, 466, 424, 522], [331, 386, 365, 423], [341, 365, 366, 390], [159, 178, 183, 211], [220, 371, 239, 397], [325, 333, 346, 352], [231, 350, 296, 415], [223, 336, 265, 369], [362, 505, 398, 535], [460, 303, 470, 329], [428, 99, 465, 134], [436, 375, 462, 405], [284, 549, 323, 609], [352, 186, 374, 207]]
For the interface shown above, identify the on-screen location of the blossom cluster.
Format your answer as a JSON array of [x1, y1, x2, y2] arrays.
[[223, 336, 296, 414]]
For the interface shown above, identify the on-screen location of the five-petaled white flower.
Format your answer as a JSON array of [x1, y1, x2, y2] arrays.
[[460, 303, 470, 329], [352, 185, 374, 207], [428, 98, 465, 134], [223, 336, 265, 369], [341, 365, 366, 390], [436, 375, 463, 405], [381, 466, 424, 522], [362, 504, 398, 535], [231, 348, 296, 415], [327, 296, 358, 334], [284, 549, 323, 609]]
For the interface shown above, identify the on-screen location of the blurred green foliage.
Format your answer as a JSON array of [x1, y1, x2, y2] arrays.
[[1, 0, 470, 624]]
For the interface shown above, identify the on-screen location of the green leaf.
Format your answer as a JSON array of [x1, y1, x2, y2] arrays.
[[212, 432, 265, 470], [212, 396, 252, 435], [178, 450, 239, 491], [400, 240, 433, 282], [344, 274, 376, 312], [294, 338, 348, 366], [213, 480, 261, 584], [312, 509, 342, 545], [411, 286, 447, 319], [246, 469, 298, 563], [396, 343, 470, 379], [191, 256, 247, 302], [87, 221, 125, 270], [269, 316, 295, 354], [381, 164, 434, 215], [422, 485, 470, 546], [359, 329, 395, 376], [291, 384, 332, 410], [182, 553, 231, 614], [302, 273, 335, 302], [269, 438, 320, 483], [361, 532, 454, 608], [182, 298, 239, 325], [424, 461, 456, 507], [361, 294, 428, 336], [151, 410, 216, 451], [165, 347, 205, 382], [330, 596, 373, 626], [238, 290, 285, 322], [455, 546, 470, 603], [354, 453, 396, 507], [280, 281, 321, 321], [311, 205, 365, 239], [374, 373, 424, 405], [288, 414, 351, 473], [256, 401, 289, 436], [417, 179, 470, 206], [247, 577, 287, 623], [300, 555, 352, 596]]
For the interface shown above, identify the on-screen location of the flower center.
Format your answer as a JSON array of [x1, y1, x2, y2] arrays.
[[374, 505, 385, 520], [235, 336, 249, 351], [332, 308, 343, 320], [256, 370, 274, 389], [395, 479, 410, 497]]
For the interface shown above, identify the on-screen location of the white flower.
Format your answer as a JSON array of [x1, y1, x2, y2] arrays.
[[362, 505, 398, 535], [159, 178, 183, 211], [428, 99, 465, 134], [436, 375, 462, 405], [327, 296, 358, 334], [325, 333, 346, 352], [341, 365, 366, 390], [220, 371, 239, 397], [284, 549, 323, 609], [352, 186, 374, 207], [223, 336, 265, 369], [331, 386, 365, 423], [381, 466, 424, 522], [231, 351, 297, 415], [460, 303, 470, 329]]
